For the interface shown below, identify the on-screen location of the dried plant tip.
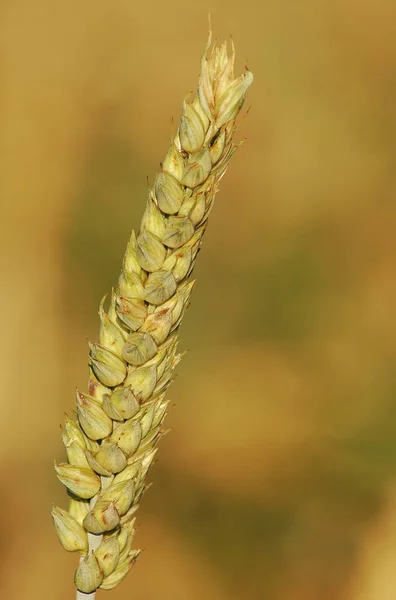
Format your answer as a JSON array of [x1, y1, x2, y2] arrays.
[[51, 506, 88, 552], [75, 552, 103, 593], [54, 463, 100, 499]]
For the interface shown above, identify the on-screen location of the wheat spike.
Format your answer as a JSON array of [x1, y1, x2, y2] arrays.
[[52, 32, 253, 597]]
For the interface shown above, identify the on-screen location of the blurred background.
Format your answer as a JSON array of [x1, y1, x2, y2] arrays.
[[1, 0, 396, 598]]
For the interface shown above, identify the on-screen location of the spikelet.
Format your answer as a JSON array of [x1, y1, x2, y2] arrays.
[[53, 32, 252, 595]]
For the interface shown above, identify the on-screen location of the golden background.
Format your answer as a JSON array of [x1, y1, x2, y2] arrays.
[[1, 0, 396, 598]]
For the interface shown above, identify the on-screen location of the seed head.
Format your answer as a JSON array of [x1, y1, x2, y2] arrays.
[[53, 32, 252, 594]]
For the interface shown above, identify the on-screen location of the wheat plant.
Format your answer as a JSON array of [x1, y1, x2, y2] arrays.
[[52, 32, 252, 598]]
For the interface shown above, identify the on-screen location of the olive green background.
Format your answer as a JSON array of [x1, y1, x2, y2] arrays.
[[1, 1, 396, 598]]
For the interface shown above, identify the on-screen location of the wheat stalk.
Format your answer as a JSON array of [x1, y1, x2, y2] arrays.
[[52, 32, 253, 598]]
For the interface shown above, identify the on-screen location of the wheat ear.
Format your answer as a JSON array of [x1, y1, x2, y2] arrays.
[[52, 33, 253, 598]]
